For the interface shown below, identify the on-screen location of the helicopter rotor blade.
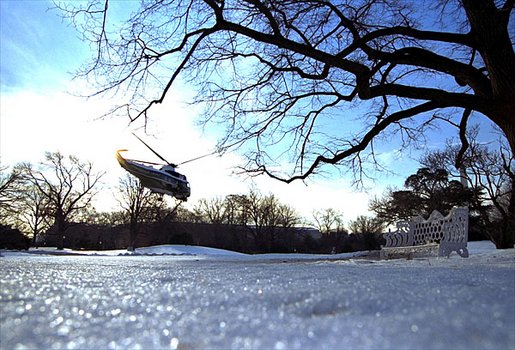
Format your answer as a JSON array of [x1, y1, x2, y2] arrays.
[[132, 133, 177, 167], [177, 151, 219, 166]]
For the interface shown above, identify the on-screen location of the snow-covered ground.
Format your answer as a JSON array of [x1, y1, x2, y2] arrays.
[[1, 241, 513, 349]]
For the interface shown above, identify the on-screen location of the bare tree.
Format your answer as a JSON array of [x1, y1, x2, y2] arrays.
[[0, 166, 23, 224], [312, 208, 344, 235], [59, 0, 515, 247], [224, 194, 251, 226], [14, 182, 51, 246], [20, 152, 104, 249], [1, 166, 50, 245], [173, 206, 198, 223], [193, 197, 228, 247], [81, 209, 126, 226], [421, 130, 514, 247], [226, 189, 299, 252], [258, 193, 299, 251], [348, 215, 384, 250], [276, 203, 299, 229], [117, 174, 172, 250], [312, 207, 346, 252], [348, 215, 384, 235], [194, 197, 227, 224]]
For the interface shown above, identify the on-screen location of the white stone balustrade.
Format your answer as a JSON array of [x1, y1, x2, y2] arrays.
[[381, 207, 469, 259]]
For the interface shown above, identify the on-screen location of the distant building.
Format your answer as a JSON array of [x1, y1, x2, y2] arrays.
[[37, 222, 322, 253], [37, 223, 124, 250]]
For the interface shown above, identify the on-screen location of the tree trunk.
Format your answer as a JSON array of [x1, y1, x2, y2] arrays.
[[55, 212, 66, 250], [498, 179, 515, 249], [128, 219, 139, 251], [32, 232, 38, 248], [491, 115, 515, 249], [463, 0, 515, 249]]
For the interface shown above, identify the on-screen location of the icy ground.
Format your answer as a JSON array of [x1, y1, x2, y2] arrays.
[[1, 242, 514, 350]]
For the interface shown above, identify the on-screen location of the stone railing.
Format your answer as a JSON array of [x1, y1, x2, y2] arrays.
[[381, 207, 469, 259]]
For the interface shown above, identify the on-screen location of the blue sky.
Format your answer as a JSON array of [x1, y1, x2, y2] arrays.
[[0, 0, 378, 221], [0, 0, 502, 223], [0, 0, 85, 92]]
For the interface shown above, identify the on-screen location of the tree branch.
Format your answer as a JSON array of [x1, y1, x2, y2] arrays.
[[455, 108, 471, 170], [251, 101, 443, 183]]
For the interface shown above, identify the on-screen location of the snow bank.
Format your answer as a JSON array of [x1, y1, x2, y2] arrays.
[[126, 240, 502, 261], [132, 244, 247, 257], [2, 245, 370, 260], [467, 240, 497, 254], [0, 240, 506, 261]]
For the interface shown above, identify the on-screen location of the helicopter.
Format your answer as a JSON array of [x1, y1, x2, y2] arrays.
[[116, 134, 191, 201]]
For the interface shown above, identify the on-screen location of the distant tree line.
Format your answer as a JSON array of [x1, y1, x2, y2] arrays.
[[1, 137, 513, 251], [0, 152, 384, 253]]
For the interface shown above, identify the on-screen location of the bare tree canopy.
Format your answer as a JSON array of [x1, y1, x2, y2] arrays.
[[420, 131, 514, 247], [20, 152, 105, 249], [58, 0, 514, 176], [117, 175, 158, 250], [58, 0, 514, 246], [348, 215, 384, 235], [312, 208, 344, 234], [0, 166, 22, 218]]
